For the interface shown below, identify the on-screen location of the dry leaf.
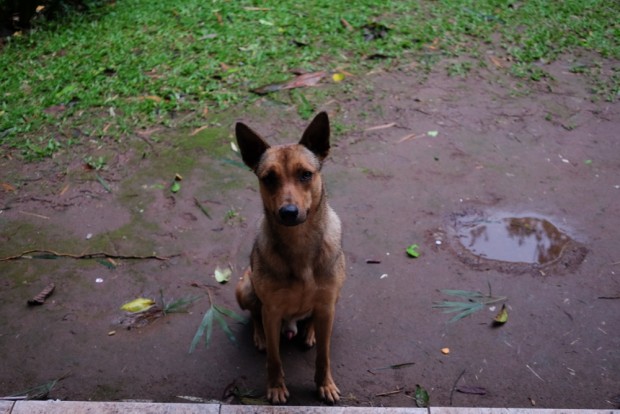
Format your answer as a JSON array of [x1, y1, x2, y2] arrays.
[[252, 71, 326, 95]]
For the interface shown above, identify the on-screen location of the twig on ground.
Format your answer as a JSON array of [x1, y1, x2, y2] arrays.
[[375, 387, 403, 397], [18, 211, 50, 220], [526, 364, 545, 382], [449, 369, 466, 406], [0, 249, 179, 262]]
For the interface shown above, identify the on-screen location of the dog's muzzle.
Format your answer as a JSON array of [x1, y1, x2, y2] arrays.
[[278, 204, 304, 226]]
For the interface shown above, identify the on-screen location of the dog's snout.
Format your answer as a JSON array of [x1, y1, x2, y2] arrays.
[[279, 204, 299, 225]]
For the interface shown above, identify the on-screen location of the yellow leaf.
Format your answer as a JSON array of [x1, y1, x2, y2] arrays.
[[121, 298, 155, 313], [493, 304, 508, 324], [332, 72, 345, 83]]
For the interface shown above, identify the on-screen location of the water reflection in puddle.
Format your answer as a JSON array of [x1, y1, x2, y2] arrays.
[[454, 213, 572, 265]]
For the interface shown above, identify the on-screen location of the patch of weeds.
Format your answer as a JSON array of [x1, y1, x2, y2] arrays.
[[447, 61, 473, 77], [510, 63, 549, 81], [591, 68, 620, 102], [84, 155, 106, 170], [291, 90, 316, 120], [22, 138, 62, 161], [224, 207, 244, 226]]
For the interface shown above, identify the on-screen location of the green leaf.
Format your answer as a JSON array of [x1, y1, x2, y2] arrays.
[[406, 244, 420, 258], [414, 384, 430, 407], [163, 295, 199, 314], [96, 174, 111, 192], [214, 266, 231, 283], [433, 301, 479, 311], [213, 304, 249, 324], [214, 309, 238, 345], [170, 181, 181, 193], [427, 130, 438, 137], [448, 303, 484, 323], [189, 307, 214, 353], [439, 289, 485, 299]]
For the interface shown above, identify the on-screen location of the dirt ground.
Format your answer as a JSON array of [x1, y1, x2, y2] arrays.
[[1, 55, 619, 409]]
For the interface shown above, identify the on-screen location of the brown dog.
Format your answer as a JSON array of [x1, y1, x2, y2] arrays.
[[234, 112, 346, 404]]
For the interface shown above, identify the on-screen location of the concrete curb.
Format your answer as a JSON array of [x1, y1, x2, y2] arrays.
[[1, 400, 618, 414]]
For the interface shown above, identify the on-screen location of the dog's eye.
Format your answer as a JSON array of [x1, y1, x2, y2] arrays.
[[262, 171, 278, 186], [299, 170, 313, 182]]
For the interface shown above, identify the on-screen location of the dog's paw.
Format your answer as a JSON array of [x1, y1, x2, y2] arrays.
[[267, 384, 289, 404], [318, 381, 341, 404]]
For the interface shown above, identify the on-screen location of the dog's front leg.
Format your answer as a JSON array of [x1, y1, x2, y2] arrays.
[[262, 307, 289, 404], [313, 305, 340, 403]]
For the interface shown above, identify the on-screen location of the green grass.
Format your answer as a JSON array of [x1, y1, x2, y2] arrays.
[[0, 0, 618, 160]]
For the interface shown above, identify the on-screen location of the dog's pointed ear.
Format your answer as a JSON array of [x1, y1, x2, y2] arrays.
[[236, 122, 271, 171], [299, 111, 330, 162]]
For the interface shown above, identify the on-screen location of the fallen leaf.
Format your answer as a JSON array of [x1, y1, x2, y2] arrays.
[[427, 130, 439, 137], [171, 181, 181, 193], [252, 71, 326, 95], [340, 18, 354, 31], [406, 244, 420, 258], [121, 298, 155, 313], [214, 266, 232, 284], [190, 125, 209, 136], [43, 104, 67, 116], [414, 384, 430, 408], [1, 182, 15, 192], [141, 95, 162, 103], [493, 304, 508, 324], [489, 55, 504, 68], [332, 72, 345, 83], [441, 347, 450, 355], [96, 174, 111, 193]]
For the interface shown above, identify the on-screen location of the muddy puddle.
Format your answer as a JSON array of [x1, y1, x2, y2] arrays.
[[446, 210, 588, 274]]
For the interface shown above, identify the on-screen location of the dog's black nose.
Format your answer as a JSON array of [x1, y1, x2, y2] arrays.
[[279, 204, 299, 225]]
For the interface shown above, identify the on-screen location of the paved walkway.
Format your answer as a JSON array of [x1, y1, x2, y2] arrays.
[[1, 400, 618, 414]]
